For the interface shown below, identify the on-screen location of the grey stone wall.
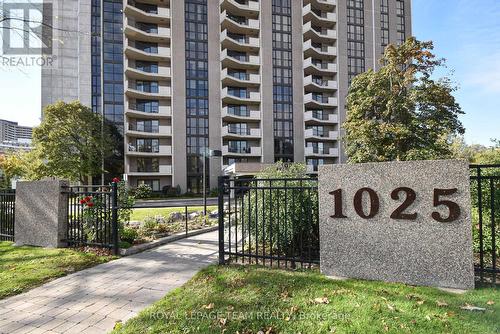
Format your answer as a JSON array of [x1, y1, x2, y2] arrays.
[[14, 179, 69, 248], [318, 160, 474, 290]]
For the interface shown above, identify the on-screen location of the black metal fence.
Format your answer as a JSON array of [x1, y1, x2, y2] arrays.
[[470, 164, 500, 284], [63, 183, 119, 254], [0, 190, 15, 242], [218, 177, 319, 268]]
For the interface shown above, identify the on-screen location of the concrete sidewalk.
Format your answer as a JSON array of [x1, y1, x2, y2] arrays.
[[0, 231, 219, 334]]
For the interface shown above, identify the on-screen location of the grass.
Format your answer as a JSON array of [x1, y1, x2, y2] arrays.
[[113, 265, 499, 334], [0, 241, 113, 299], [131, 206, 218, 222]]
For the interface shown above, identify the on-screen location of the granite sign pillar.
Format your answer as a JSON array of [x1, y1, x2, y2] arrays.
[[14, 179, 69, 248], [319, 160, 474, 290]]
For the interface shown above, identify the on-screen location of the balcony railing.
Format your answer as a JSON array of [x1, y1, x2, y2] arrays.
[[228, 127, 250, 135], [228, 146, 251, 154], [128, 124, 159, 133], [129, 103, 159, 113], [129, 84, 159, 93]]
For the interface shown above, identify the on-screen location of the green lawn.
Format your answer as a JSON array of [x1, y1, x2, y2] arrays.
[[131, 206, 218, 222], [113, 265, 499, 334], [0, 242, 113, 299]]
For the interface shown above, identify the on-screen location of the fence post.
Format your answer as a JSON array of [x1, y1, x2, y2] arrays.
[[111, 182, 119, 255], [185, 205, 188, 236], [218, 176, 225, 265]]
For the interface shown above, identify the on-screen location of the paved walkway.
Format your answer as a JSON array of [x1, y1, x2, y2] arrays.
[[0, 231, 219, 334]]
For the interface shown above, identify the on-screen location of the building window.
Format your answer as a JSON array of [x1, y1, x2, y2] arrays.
[[396, 0, 406, 44], [380, 0, 389, 50], [137, 158, 159, 172], [272, 0, 294, 162], [134, 138, 160, 153], [347, 0, 365, 84], [137, 179, 161, 192], [185, 0, 209, 194], [91, 0, 124, 182]]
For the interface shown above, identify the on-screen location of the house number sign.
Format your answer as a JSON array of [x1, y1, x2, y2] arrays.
[[329, 187, 461, 222], [318, 160, 474, 290]]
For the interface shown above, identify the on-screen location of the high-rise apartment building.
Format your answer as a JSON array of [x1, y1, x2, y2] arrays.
[[42, 0, 411, 192], [0, 119, 33, 143]]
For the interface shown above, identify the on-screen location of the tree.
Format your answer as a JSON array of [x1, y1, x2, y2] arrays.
[[0, 149, 46, 183], [32, 101, 117, 184], [343, 38, 465, 163], [450, 136, 487, 162]]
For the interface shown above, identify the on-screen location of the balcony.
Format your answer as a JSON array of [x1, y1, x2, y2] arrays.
[[124, 2, 170, 24], [303, 0, 337, 11], [127, 145, 172, 156], [126, 125, 172, 137], [127, 165, 172, 176], [222, 145, 262, 156], [221, 30, 260, 52], [304, 128, 339, 141], [219, 0, 260, 18], [125, 64, 171, 81], [222, 126, 261, 138], [302, 3, 337, 26], [221, 106, 260, 121], [222, 87, 260, 104], [126, 84, 171, 99], [221, 49, 260, 69], [304, 93, 338, 107], [304, 111, 338, 124], [126, 105, 172, 118], [303, 22, 337, 43], [220, 10, 260, 33], [303, 57, 337, 75], [221, 68, 260, 87], [305, 146, 339, 157], [304, 75, 338, 92], [303, 40, 337, 59], [124, 22, 171, 43], [306, 164, 319, 174], [125, 44, 171, 62]]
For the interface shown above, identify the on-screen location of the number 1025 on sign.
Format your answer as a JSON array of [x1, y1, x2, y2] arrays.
[[329, 188, 461, 223]]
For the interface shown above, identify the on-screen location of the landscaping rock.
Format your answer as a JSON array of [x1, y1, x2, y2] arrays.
[[188, 212, 200, 220], [169, 212, 183, 221], [209, 210, 219, 218], [126, 221, 141, 228]]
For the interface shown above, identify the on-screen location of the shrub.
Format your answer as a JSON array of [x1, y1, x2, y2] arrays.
[[134, 184, 152, 199], [120, 227, 138, 244], [241, 162, 318, 257]]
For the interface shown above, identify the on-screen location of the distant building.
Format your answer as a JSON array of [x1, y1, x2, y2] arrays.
[[0, 119, 33, 143]]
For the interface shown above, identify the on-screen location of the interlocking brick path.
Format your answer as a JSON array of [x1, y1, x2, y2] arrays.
[[0, 231, 218, 334]]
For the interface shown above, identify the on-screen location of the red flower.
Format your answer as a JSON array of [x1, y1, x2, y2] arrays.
[[79, 199, 86, 204], [112, 177, 121, 183], [84, 196, 92, 202], [87, 202, 94, 208]]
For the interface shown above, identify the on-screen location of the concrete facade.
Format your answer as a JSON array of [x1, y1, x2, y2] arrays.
[[41, 0, 412, 192], [318, 160, 475, 290], [41, 0, 92, 109], [14, 179, 69, 248]]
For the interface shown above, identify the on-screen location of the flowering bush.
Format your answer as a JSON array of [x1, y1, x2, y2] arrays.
[[80, 195, 104, 242], [78, 177, 136, 245]]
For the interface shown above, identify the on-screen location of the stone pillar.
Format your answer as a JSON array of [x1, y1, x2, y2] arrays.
[[14, 179, 69, 248]]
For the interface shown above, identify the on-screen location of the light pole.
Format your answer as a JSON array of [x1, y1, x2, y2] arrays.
[[202, 149, 222, 217]]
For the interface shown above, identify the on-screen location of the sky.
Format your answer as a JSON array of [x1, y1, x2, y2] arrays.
[[0, 0, 499, 145]]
